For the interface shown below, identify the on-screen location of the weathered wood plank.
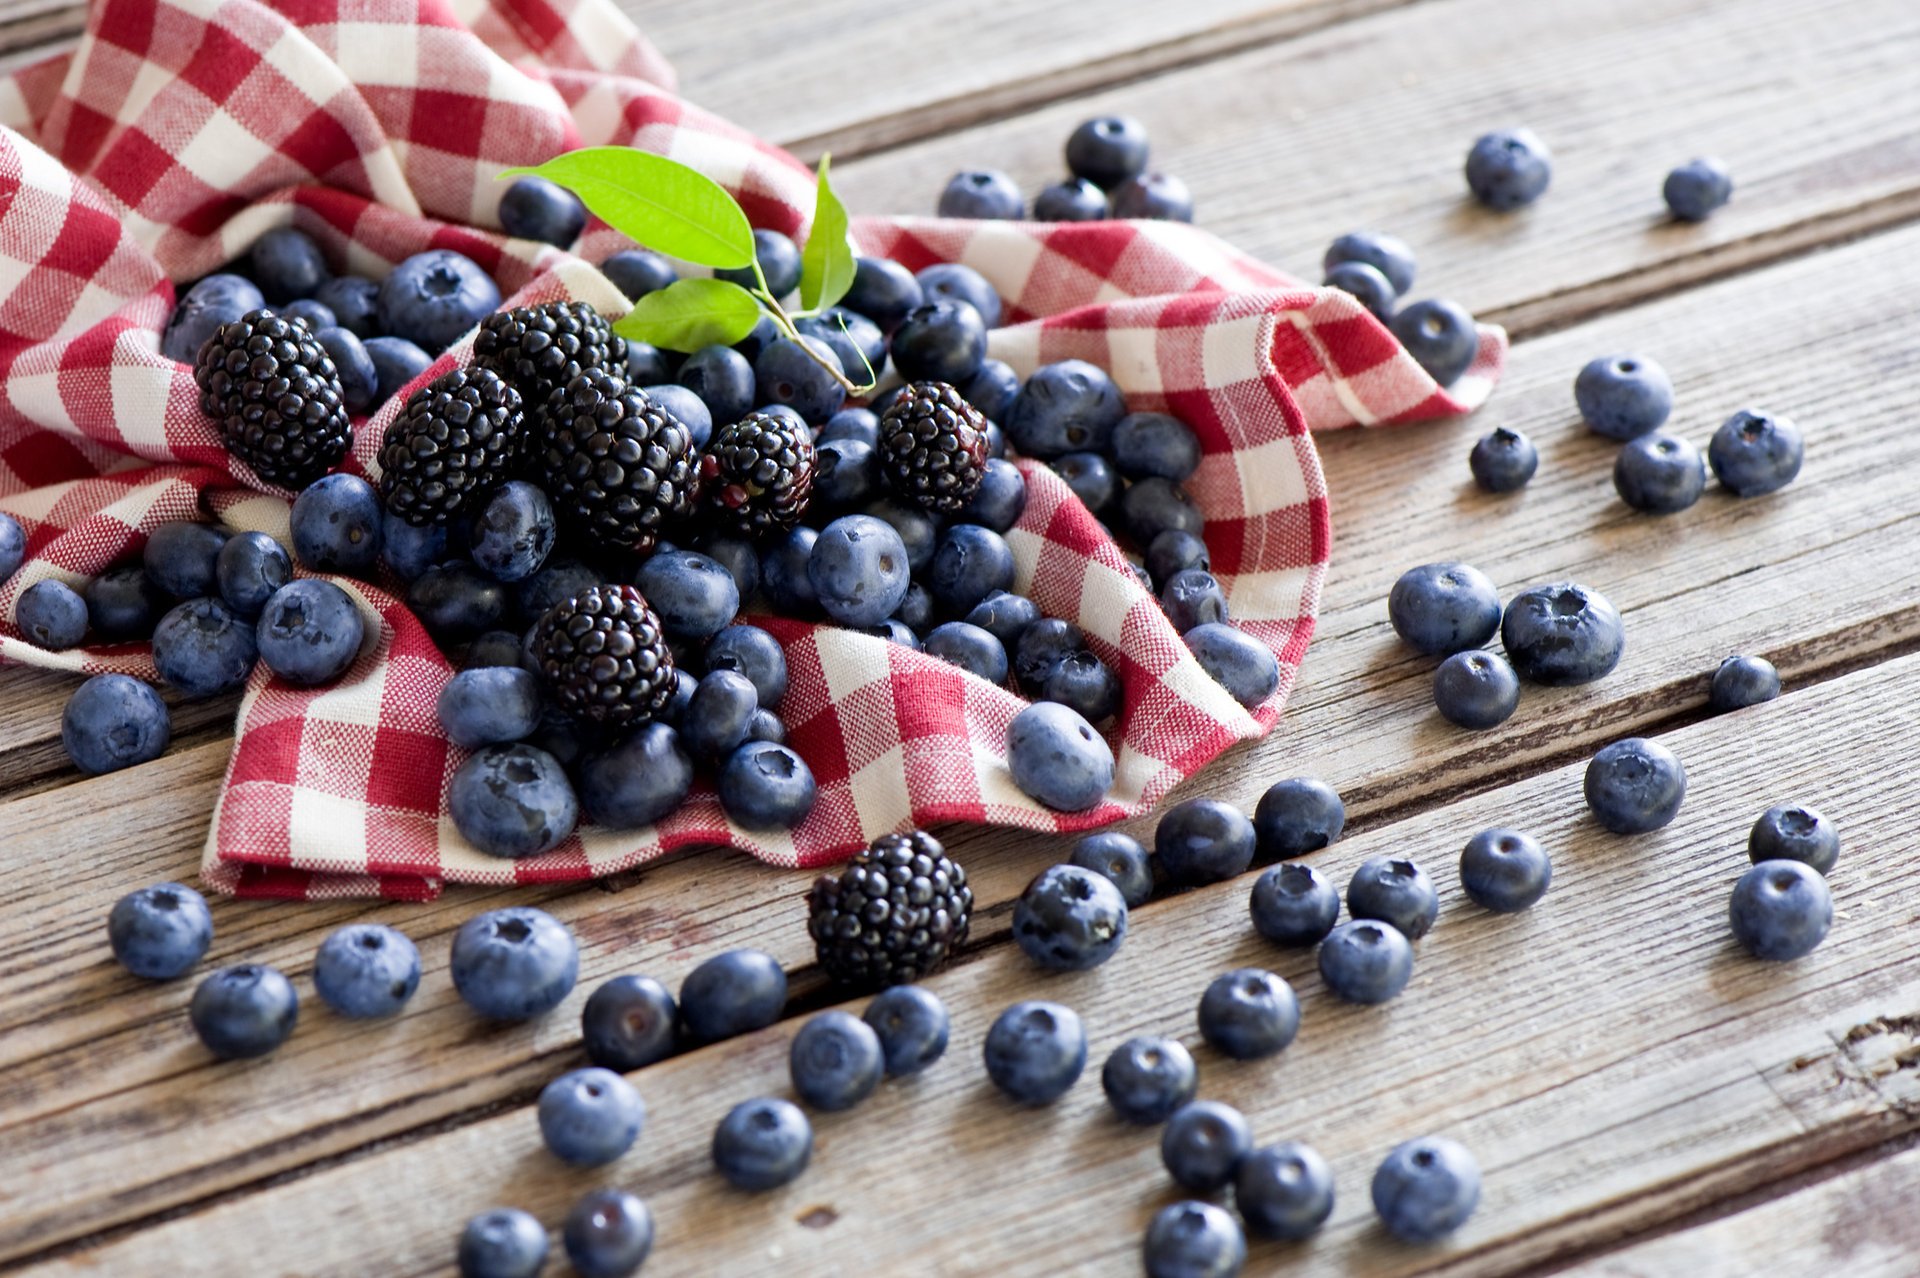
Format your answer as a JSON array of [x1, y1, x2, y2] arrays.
[[7, 200, 1920, 1261], [30, 649, 1920, 1276]]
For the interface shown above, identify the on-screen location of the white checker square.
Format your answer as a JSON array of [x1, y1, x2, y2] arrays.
[[174, 108, 278, 189], [332, 21, 421, 87], [1104, 324, 1164, 396], [289, 787, 370, 867]]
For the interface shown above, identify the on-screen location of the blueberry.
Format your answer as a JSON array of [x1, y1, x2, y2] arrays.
[[1466, 128, 1552, 210], [1251, 777, 1344, 860], [1007, 359, 1126, 459], [623, 340, 676, 386], [449, 743, 578, 857], [1006, 700, 1113, 812], [582, 974, 677, 1071], [314, 276, 379, 339], [379, 249, 498, 352], [797, 307, 886, 380], [754, 336, 846, 425], [1390, 298, 1479, 386], [1162, 1100, 1253, 1191], [1043, 650, 1122, 723], [1111, 172, 1194, 221], [1318, 919, 1414, 1003], [537, 1066, 645, 1167], [256, 578, 365, 686], [0, 511, 25, 582], [968, 590, 1041, 650], [309, 325, 376, 414], [1013, 863, 1129, 971], [436, 665, 541, 748], [1584, 737, 1687, 834], [1731, 861, 1834, 961], [1573, 353, 1673, 440], [1198, 967, 1298, 1060], [365, 335, 435, 404], [1014, 616, 1084, 690], [862, 495, 941, 576], [733, 314, 782, 364], [891, 576, 934, 634], [789, 1010, 884, 1112], [162, 273, 265, 362], [679, 948, 787, 1044], [1156, 797, 1255, 886], [935, 168, 1024, 219], [450, 906, 578, 1020], [1710, 654, 1780, 712], [409, 561, 510, 643], [890, 300, 988, 385], [153, 598, 257, 696], [1324, 260, 1396, 320], [1373, 1136, 1482, 1242], [1709, 408, 1803, 496], [462, 482, 552, 584], [16, 578, 86, 649], [84, 565, 166, 640], [1465, 829, 1555, 915], [758, 526, 821, 618], [916, 262, 1004, 329], [562, 1188, 653, 1278], [581, 725, 694, 832], [1749, 804, 1838, 875], [1500, 581, 1625, 685], [1101, 1036, 1196, 1124], [863, 984, 950, 1077], [1469, 426, 1538, 493], [683, 669, 759, 764], [1062, 832, 1149, 911], [631, 551, 738, 645], [1067, 115, 1150, 189], [716, 228, 803, 298], [189, 963, 299, 1059], [722, 739, 817, 826], [144, 520, 228, 597], [313, 923, 421, 1018], [1183, 623, 1279, 708], [1139, 534, 1209, 594], [62, 672, 169, 777], [457, 1207, 549, 1278], [465, 629, 528, 670], [704, 624, 787, 706], [712, 1097, 812, 1190], [498, 175, 586, 247], [1664, 157, 1733, 222], [805, 513, 910, 626], [291, 473, 383, 575], [1324, 231, 1417, 297], [1347, 855, 1439, 939], [1111, 412, 1202, 484], [843, 256, 924, 332], [1433, 649, 1520, 729], [924, 620, 1008, 682], [1053, 450, 1119, 513], [819, 407, 880, 449], [1142, 1201, 1245, 1278], [108, 881, 211, 979], [1034, 177, 1107, 222], [669, 343, 754, 427], [1613, 432, 1705, 514], [957, 361, 1017, 425], [1238, 1142, 1336, 1241], [1161, 568, 1229, 633], [250, 226, 329, 303], [867, 618, 922, 648], [955, 457, 1027, 534], [984, 999, 1086, 1105], [1250, 863, 1339, 946], [1120, 476, 1204, 546], [928, 523, 1015, 617], [602, 249, 678, 300], [279, 301, 334, 335]]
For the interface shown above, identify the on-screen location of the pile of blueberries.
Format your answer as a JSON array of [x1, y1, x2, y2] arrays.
[[939, 115, 1194, 224]]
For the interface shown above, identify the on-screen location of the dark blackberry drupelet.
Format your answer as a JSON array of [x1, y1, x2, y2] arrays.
[[700, 410, 815, 539], [193, 309, 351, 489], [473, 301, 619, 405], [526, 584, 678, 730], [537, 369, 701, 555], [878, 381, 990, 513], [377, 367, 525, 526], [808, 830, 973, 991]]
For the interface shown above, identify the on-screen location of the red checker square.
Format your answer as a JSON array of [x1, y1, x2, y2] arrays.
[[1204, 516, 1250, 577], [788, 700, 851, 788], [361, 725, 449, 810], [225, 716, 308, 786], [0, 431, 108, 489], [1317, 313, 1400, 379], [790, 782, 864, 868], [1269, 323, 1328, 389], [888, 659, 977, 742], [408, 89, 495, 157], [177, 23, 264, 104], [832, 669, 906, 772], [362, 808, 449, 874], [277, 108, 361, 179], [215, 782, 295, 859]]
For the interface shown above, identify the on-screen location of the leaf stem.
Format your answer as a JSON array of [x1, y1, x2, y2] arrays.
[[749, 260, 874, 397]]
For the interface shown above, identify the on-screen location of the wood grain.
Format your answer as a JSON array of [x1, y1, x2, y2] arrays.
[[31, 650, 1920, 1276], [8, 202, 1920, 1264]]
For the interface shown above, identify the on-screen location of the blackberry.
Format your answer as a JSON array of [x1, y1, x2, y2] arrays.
[[526, 584, 678, 730], [807, 830, 972, 990], [473, 301, 618, 404], [700, 410, 815, 539], [193, 309, 351, 489], [377, 367, 524, 526], [538, 370, 701, 555], [878, 380, 990, 513]]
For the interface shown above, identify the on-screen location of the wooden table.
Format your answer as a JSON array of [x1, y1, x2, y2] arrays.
[[4, 0, 1918, 1273]]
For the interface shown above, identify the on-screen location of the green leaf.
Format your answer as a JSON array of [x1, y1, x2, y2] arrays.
[[611, 278, 764, 352], [799, 153, 856, 311], [502, 147, 754, 270]]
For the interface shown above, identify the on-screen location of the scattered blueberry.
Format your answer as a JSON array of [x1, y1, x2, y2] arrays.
[[466, 482, 554, 584], [1615, 431, 1710, 517], [1469, 426, 1538, 493], [1373, 1136, 1482, 1242], [1111, 172, 1194, 221], [280, 299, 335, 333], [1042, 650, 1123, 723], [812, 436, 882, 507], [152, 598, 258, 697], [928, 523, 1015, 617], [1156, 797, 1255, 887], [1466, 128, 1553, 210], [1007, 700, 1113, 812], [712, 1097, 812, 1190], [1325, 231, 1417, 297], [1237, 1142, 1336, 1241], [448, 743, 578, 858], [890, 300, 988, 385], [1500, 581, 1625, 686], [640, 381, 712, 450], [679, 948, 787, 1043], [16, 578, 86, 649], [1123, 478, 1206, 548], [255, 578, 365, 686], [1665, 157, 1733, 222], [408, 561, 510, 643], [1433, 649, 1520, 730], [1067, 116, 1150, 189], [377, 249, 501, 352], [108, 881, 212, 980], [967, 590, 1041, 651], [365, 335, 435, 404], [602, 249, 679, 300], [437, 665, 541, 748], [1325, 260, 1396, 320], [758, 526, 821, 617], [1070, 830, 1153, 907], [1584, 737, 1687, 834], [1575, 354, 1674, 441], [578, 722, 693, 830], [456, 1207, 549, 1278], [1710, 654, 1780, 711], [1708, 408, 1803, 496], [717, 228, 803, 298], [144, 520, 228, 598], [1053, 450, 1120, 513], [250, 226, 329, 303], [582, 974, 677, 1071], [806, 513, 910, 627], [63, 673, 171, 775], [1111, 415, 1201, 488], [313, 923, 421, 1018], [1318, 919, 1414, 1004], [1007, 359, 1126, 460], [863, 984, 950, 1077], [984, 999, 1087, 1105], [1161, 568, 1229, 632], [819, 407, 881, 448], [1390, 298, 1479, 386], [538, 1067, 645, 1167], [789, 1010, 884, 1112], [562, 1188, 653, 1278], [85, 564, 166, 640], [1388, 562, 1501, 656], [314, 276, 379, 339], [162, 273, 265, 363], [1250, 863, 1340, 946], [213, 532, 292, 620], [1253, 776, 1346, 859], [694, 536, 760, 601], [704, 624, 787, 707], [797, 306, 886, 380], [925, 620, 1009, 682], [1102, 1036, 1197, 1125], [450, 906, 579, 1020], [1749, 804, 1839, 875], [290, 473, 383, 575], [1183, 623, 1279, 708], [1459, 828, 1552, 913], [190, 963, 299, 1059], [635, 549, 740, 641], [498, 175, 586, 246], [1034, 177, 1108, 221], [682, 669, 760, 765], [1197, 967, 1299, 1060], [844, 256, 924, 331], [1013, 863, 1129, 970], [755, 335, 846, 424], [862, 496, 941, 576], [1162, 1100, 1253, 1192], [1142, 1201, 1245, 1278], [956, 457, 1027, 534]]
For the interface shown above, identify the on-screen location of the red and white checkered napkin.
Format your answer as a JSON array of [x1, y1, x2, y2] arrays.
[[0, 0, 1504, 899]]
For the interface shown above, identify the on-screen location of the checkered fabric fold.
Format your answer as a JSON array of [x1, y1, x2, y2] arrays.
[[0, 0, 1505, 899]]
